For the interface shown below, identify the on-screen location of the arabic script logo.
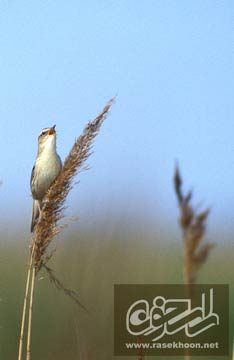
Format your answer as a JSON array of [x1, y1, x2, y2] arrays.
[[126, 288, 219, 341]]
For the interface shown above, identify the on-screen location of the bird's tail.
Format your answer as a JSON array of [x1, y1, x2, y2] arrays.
[[31, 200, 40, 232]]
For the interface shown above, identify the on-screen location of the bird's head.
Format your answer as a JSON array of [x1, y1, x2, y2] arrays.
[[38, 125, 57, 152]]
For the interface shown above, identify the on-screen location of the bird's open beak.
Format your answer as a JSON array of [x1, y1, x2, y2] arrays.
[[48, 125, 56, 135]]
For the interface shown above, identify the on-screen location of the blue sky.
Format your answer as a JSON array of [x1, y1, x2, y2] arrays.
[[0, 1, 233, 240]]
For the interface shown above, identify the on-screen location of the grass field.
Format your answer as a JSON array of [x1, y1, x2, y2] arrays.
[[0, 223, 232, 360]]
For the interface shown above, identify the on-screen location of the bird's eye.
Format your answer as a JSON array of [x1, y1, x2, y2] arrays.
[[40, 131, 47, 137]]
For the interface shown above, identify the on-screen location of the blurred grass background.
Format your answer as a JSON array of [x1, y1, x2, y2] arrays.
[[0, 216, 232, 360]]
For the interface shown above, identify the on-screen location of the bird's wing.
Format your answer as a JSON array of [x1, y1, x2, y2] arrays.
[[31, 199, 40, 232], [30, 165, 35, 188]]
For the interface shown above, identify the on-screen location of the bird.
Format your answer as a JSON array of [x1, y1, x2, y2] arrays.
[[30, 125, 62, 232]]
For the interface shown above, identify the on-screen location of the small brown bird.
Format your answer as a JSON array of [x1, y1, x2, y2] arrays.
[[30, 125, 62, 231]]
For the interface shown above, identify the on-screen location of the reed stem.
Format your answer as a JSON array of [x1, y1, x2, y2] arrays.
[[26, 266, 36, 360], [17, 249, 34, 360]]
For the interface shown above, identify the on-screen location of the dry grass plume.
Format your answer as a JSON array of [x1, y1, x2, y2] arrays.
[[18, 97, 115, 360], [174, 165, 214, 360], [34, 97, 115, 271], [174, 165, 214, 288]]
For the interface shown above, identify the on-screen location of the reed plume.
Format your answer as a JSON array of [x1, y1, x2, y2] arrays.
[[18, 97, 115, 360], [34, 97, 115, 271], [174, 165, 214, 360], [174, 165, 214, 288]]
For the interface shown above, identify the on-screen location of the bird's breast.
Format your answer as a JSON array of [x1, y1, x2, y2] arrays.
[[31, 152, 62, 200]]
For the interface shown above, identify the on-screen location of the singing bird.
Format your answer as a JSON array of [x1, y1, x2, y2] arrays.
[[30, 125, 62, 231]]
